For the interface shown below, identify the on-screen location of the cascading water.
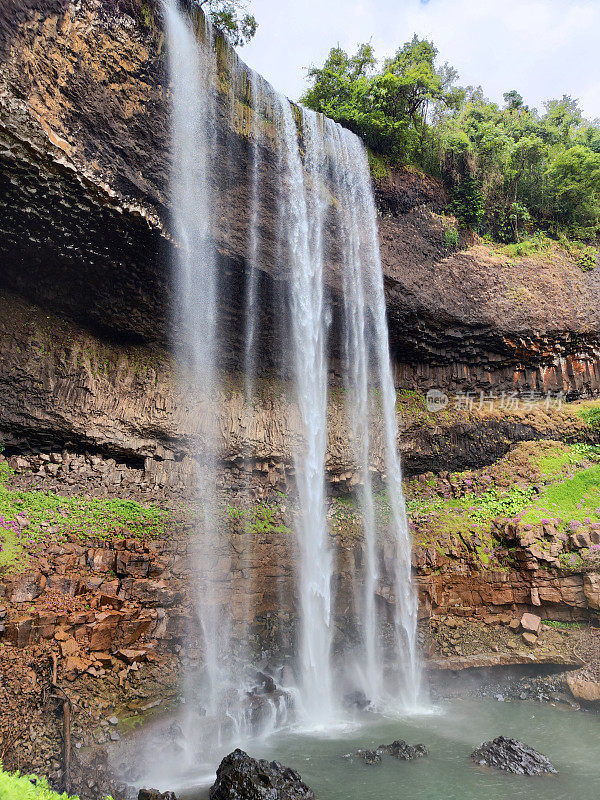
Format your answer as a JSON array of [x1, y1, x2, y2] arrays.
[[156, 0, 422, 786], [162, 0, 224, 714], [277, 102, 336, 725], [328, 126, 422, 710]]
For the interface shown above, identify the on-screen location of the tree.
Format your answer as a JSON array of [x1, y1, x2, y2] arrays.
[[546, 145, 600, 231], [302, 36, 457, 162], [195, 0, 257, 46], [503, 90, 525, 111]]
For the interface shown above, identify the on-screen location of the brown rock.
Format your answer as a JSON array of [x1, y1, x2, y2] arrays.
[[522, 631, 538, 647], [99, 594, 123, 610], [520, 613, 542, 635], [116, 648, 147, 665], [60, 638, 80, 657], [9, 574, 42, 603], [567, 673, 600, 703], [583, 573, 600, 610], [508, 618, 520, 631], [63, 655, 91, 678], [89, 621, 120, 651]]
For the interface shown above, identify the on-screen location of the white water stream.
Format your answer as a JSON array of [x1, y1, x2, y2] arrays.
[[159, 0, 423, 781]]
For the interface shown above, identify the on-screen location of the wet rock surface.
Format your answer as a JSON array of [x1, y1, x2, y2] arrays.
[[380, 740, 429, 760], [138, 790, 177, 800], [351, 740, 428, 766], [471, 736, 557, 775], [209, 749, 316, 800]]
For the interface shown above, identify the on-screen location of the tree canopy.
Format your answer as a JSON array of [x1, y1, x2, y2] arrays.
[[302, 39, 600, 242]]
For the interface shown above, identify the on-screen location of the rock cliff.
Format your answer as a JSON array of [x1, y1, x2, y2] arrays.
[[1, 0, 599, 424]]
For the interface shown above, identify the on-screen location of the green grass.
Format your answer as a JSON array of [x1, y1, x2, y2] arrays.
[[226, 501, 290, 535], [0, 765, 111, 799], [402, 442, 600, 567], [542, 619, 583, 629], [488, 231, 555, 259], [0, 465, 168, 570], [520, 465, 600, 530]]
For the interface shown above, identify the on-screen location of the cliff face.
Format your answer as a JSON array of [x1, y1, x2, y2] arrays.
[[2, 9, 600, 787], [1, 0, 599, 405]]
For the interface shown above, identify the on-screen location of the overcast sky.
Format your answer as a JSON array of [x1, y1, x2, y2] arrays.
[[240, 0, 600, 119]]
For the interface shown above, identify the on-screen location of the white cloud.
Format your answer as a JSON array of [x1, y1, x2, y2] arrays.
[[240, 0, 600, 118]]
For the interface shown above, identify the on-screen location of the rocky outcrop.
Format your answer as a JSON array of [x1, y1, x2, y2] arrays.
[[470, 737, 557, 775], [209, 749, 316, 800]]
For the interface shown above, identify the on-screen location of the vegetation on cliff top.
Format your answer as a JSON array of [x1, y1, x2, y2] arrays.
[[301, 38, 600, 247], [111, 0, 257, 44]]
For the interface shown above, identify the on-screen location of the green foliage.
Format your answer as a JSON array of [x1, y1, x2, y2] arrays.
[[491, 230, 554, 258], [448, 175, 484, 228], [303, 37, 600, 243], [301, 37, 456, 163], [558, 551, 584, 572], [542, 618, 583, 629], [367, 149, 390, 181], [226, 502, 290, 535], [520, 464, 600, 530], [0, 765, 112, 799], [468, 485, 535, 522], [195, 0, 257, 46], [579, 405, 600, 432], [443, 227, 459, 248], [0, 481, 168, 570]]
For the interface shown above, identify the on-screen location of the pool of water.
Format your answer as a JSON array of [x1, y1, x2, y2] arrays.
[[181, 699, 599, 800]]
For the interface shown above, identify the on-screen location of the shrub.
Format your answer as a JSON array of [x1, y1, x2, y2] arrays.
[[579, 405, 600, 432], [443, 227, 459, 248]]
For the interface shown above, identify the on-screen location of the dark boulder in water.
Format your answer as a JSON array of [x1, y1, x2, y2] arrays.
[[349, 740, 428, 765], [355, 749, 382, 765], [378, 740, 429, 760], [138, 790, 177, 800], [209, 749, 316, 800], [471, 737, 557, 775]]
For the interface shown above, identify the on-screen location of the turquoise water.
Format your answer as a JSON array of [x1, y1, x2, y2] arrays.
[[188, 699, 600, 800]]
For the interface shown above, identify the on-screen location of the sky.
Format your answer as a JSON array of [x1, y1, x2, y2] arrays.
[[240, 0, 600, 119]]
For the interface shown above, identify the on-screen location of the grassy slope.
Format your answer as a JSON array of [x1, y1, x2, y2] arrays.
[[0, 463, 168, 571], [0, 766, 106, 800], [403, 439, 600, 567]]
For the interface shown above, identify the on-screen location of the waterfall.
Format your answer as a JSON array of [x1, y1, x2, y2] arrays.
[[160, 0, 422, 782], [329, 127, 422, 710], [277, 102, 335, 725], [163, 0, 223, 705]]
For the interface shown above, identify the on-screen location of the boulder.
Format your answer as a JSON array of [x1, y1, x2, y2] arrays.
[[566, 673, 600, 704], [521, 632, 538, 647], [209, 749, 315, 800], [138, 791, 177, 800], [343, 690, 370, 709], [378, 740, 429, 760], [520, 613, 541, 635], [471, 737, 557, 775], [355, 749, 381, 766]]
